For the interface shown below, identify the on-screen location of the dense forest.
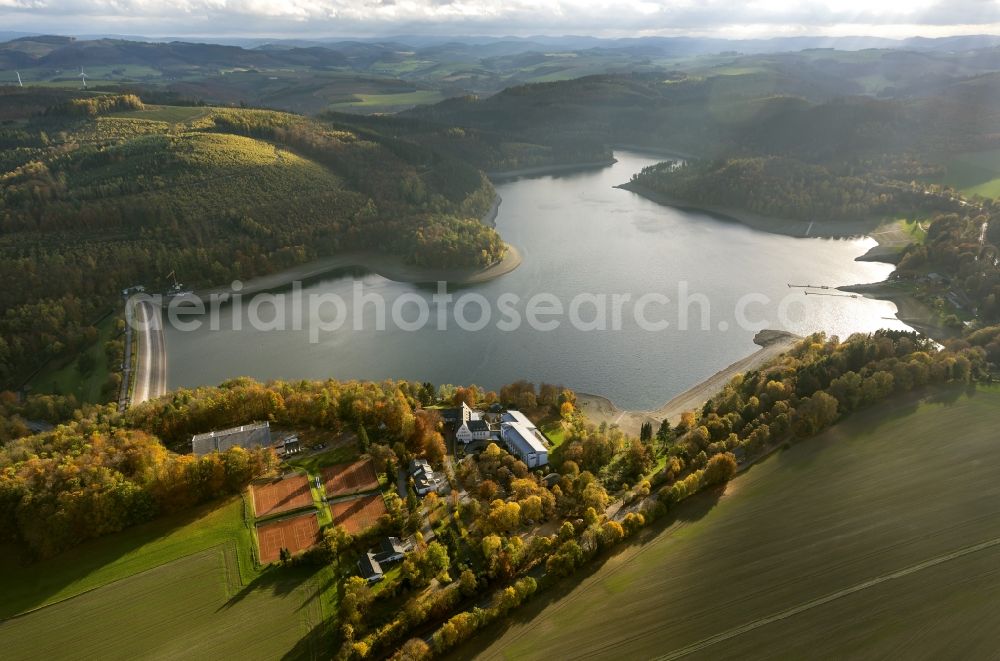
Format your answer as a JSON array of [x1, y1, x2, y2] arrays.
[[0, 91, 504, 389], [626, 156, 966, 223], [896, 211, 1000, 322], [404, 71, 1000, 163]]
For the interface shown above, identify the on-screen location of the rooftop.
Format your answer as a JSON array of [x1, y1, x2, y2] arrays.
[[500, 410, 537, 430], [191, 421, 271, 456], [501, 421, 547, 455]]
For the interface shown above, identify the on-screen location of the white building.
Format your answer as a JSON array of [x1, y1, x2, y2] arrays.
[[500, 410, 538, 431], [409, 458, 441, 496], [456, 417, 492, 444], [191, 421, 271, 457], [500, 421, 548, 468]]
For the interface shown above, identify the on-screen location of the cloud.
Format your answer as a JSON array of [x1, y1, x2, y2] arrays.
[[3, 0, 1000, 37]]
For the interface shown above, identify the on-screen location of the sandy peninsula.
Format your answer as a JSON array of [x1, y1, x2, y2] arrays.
[[577, 329, 801, 436]]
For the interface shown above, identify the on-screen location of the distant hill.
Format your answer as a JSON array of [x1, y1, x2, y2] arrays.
[[7, 34, 1000, 116]]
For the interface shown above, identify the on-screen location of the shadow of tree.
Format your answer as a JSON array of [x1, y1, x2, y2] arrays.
[[282, 620, 336, 661], [445, 485, 725, 660], [218, 563, 323, 612]]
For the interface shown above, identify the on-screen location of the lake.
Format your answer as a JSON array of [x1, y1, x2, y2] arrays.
[[165, 151, 905, 410]]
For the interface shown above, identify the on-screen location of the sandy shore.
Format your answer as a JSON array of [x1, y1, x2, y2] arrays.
[[577, 330, 801, 436]]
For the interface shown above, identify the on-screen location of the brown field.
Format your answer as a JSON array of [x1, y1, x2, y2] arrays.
[[251, 474, 313, 518], [321, 459, 379, 497], [256, 513, 321, 564], [330, 495, 387, 535]]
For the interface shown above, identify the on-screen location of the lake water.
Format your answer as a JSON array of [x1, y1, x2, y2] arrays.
[[165, 151, 905, 410]]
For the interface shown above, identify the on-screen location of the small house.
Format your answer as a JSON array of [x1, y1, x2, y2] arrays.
[[410, 458, 440, 496], [358, 552, 384, 583], [373, 537, 406, 564]]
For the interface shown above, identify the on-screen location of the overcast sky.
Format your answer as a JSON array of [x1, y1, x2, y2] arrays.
[[3, 0, 1000, 40]]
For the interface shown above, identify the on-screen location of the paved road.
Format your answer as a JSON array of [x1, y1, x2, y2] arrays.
[[131, 298, 167, 405]]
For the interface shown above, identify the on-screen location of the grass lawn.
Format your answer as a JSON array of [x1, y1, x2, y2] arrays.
[[285, 443, 360, 474], [327, 90, 444, 111], [0, 496, 255, 619], [462, 385, 1000, 659], [27, 312, 119, 404], [541, 420, 567, 449], [0, 545, 324, 660], [942, 149, 1000, 198]]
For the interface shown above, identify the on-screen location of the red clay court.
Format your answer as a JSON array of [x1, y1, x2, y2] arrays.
[[330, 494, 387, 534], [251, 474, 313, 518], [256, 512, 321, 564], [321, 459, 379, 498]]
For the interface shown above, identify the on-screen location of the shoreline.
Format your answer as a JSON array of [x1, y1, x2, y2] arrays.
[[612, 144, 698, 161], [577, 329, 801, 436], [488, 159, 617, 181], [617, 181, 885, 240], [195, 243, 523, 298], [480, 193, 502, 228]]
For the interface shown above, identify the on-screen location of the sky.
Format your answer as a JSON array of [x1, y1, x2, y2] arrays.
[[2, 0, 1000, 40]]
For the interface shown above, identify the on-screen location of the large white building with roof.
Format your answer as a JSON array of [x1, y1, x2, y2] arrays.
[[191, 421, 271, 456], [500, 410, 537, 430], [500, 421, 548, 468]]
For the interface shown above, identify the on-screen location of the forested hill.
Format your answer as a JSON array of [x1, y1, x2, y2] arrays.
[[404, 71, 1000, 163], [625, 157, 963, 224], [0, 90, 502, 390]]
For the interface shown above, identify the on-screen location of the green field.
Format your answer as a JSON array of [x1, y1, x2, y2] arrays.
[[0, 496, 328, 659], [0, 546, 323, 660], [0, 497, 254, 618], [328, 90, 444, 112], [460, 386, 1000, 659], [942, 149, 1000, 198]]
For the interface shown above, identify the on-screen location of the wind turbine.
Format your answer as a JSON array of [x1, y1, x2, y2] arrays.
[[16, 71, 23, 87], [79, 68, 88, 89]]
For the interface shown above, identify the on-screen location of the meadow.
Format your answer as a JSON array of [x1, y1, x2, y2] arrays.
[[942, 149, 1000, 197], [0, 495, 328, 660], [327, 90, 445, 112], [0, 497, 254, 618], [0, 546, 323, 660], [457, 386, 1000, 660]]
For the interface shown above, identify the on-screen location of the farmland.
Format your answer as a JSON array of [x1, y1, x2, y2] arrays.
[[0, 497, 252, 619], [459, 386, 1000, 659], [942, 149, 1000, 198], [0, 546, 323, 660], [0, 497, 326, 660]]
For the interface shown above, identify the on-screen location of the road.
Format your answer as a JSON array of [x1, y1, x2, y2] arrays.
[[131, 298, 167, 405]]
